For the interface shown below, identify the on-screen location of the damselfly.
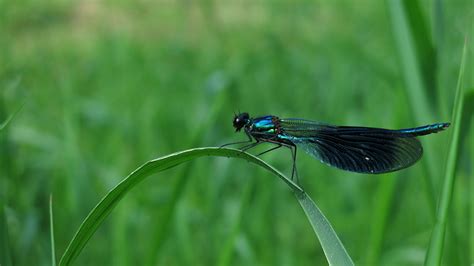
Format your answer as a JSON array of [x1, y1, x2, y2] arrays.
[[222, 112, 450, 181]]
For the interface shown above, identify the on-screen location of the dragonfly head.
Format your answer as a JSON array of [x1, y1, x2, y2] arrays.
[[233, 112, 250, 132]]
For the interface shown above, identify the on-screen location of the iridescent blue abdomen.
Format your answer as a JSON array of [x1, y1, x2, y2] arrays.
[[398, 123, 450, 136]]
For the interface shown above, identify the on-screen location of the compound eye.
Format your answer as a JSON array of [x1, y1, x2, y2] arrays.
[[233, 113, 249, 132], [233, 118, 242, 131]]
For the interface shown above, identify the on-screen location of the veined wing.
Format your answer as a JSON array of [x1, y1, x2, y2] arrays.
[[278, 119, 447, 174]]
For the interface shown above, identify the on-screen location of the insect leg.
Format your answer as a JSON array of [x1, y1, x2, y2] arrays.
[[239, 140, 262, 151], [256, 144, 282, 156], [290, 145, 300, 184], [220, 130, 253, 148], [252, 138, 300, 183]]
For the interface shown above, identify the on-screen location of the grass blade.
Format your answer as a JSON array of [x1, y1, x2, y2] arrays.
[[387, 0, 439, 216], [387, 0, 434, 123], [0, 102, 24, 132], [296, 192, 354, 266], [403, 0, 437, 103], [424, 40, 468, 266], [468, 89, 474, 262], [58, 147, 353, 266], [50, 195, 56, 266], [466, 88, 474, 264]]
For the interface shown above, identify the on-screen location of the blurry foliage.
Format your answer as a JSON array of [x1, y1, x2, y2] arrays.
[[0, 0, 472, 265]]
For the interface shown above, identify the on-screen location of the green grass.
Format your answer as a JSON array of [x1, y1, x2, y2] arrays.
[[0, 102, 24, 132], [388, 0, 438, 215], [50, 195, 56, 266], [425, 40, 468, 266], [58, 147, 353, 266], [1, 1, 472, 265]]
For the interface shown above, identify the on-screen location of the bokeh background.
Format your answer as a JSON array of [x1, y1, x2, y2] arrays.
[[1, 1, 472, 265]]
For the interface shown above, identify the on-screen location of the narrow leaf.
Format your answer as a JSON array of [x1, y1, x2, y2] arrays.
[[387, 0, 439, 215], [424, 40, 467, 265], [50, 195, 56, 266], [0, 102, 24, 132], [59, 147, 353, 266], [296, 191, 354, 266]]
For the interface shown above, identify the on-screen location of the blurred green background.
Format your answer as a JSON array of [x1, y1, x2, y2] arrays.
[[1, 0, 472, 265]]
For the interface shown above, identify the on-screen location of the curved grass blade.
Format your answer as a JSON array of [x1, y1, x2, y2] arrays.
[[424, 40, 467, 266], [295, 191, 354, 266], [58, 147, 353, 266]]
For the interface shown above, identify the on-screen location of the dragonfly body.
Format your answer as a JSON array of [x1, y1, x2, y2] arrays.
[[227, 112, 449, 179]]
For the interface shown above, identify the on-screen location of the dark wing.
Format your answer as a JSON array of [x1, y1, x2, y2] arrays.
[[279, 119, 427, 174]]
